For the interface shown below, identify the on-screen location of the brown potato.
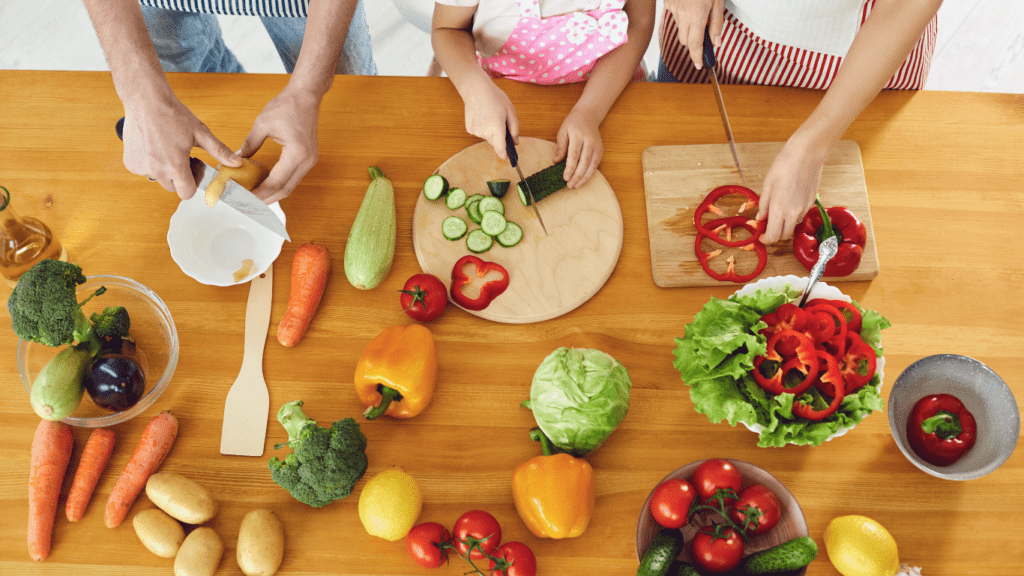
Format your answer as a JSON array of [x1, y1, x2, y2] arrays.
[[145, 472, 218, 525], [205, 158, 271, 207], [236, 509, 285, 576], [133, 508, 185, 558], [174, 527, 223, 576]]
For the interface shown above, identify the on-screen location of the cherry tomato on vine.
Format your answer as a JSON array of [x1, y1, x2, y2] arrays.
[[649, 478, 696, 529], [488, 541, 537, 576], [691, 459, 743, 505], [690, 526, 744, 574], [453, 510, 502, 560], [728, 485, 781, 536], [406, 522, 452, 568], [399, 273, 448, 322]]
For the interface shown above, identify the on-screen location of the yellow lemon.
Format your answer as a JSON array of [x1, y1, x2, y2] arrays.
[[358, 468, 422, 541], [824, 515, 900, 576]]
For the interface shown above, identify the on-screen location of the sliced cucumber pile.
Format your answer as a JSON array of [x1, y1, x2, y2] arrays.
[[424, 174, 526, 252]]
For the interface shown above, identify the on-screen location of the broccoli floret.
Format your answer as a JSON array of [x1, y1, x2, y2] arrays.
[[90, 307, 131, 339], [7, 259, 107, 353], [268, 400, 369, 508]]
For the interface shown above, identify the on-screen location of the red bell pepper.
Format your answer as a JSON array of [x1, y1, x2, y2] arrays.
[[695, 220, 767, 283], [793, 201, 867, 277], [699, 216, 763, 248], [693, 185, 763, 240], [752, 330, 818, 395], [449, 255, 509, 311], [838, 332, 876, 391], [795, 350, 844, 421], [759, 304, 808, 349], [806, 298, 863, 334], [804, 302, 848, 358], [906, 394, 977, 466]]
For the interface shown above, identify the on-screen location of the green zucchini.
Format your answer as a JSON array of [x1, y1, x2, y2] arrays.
[[637, 529, 684, 576], [478, 196, 504, 216], [739, 536, 818, 574], [442, 216, 468, 240], [445, 187, 467, 210], [423, 174, 448, 201], [31, 346, 90, 421], [517, 159, 568, 206], [466, 229, 493, 253], [480, 211, 507, 236], [487, 179, 511, 198], [344, 166, 396, 290], [495, 221, 523, 247]]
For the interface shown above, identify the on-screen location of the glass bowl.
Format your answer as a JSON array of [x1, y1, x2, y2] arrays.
[[18, 275, 178, 427]]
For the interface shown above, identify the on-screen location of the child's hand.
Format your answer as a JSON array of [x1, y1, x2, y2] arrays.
[[756, 138, 826, 244], [555, 107, 603, 189], [463, 77, 519, 161]]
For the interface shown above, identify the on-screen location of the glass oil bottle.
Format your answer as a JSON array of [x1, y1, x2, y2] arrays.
[[0, 186, 68, 287]]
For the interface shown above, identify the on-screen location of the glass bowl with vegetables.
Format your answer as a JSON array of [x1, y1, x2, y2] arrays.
[[16, 271, 179, 427]]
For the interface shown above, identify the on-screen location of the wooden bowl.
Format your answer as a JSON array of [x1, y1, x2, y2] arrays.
[[635, 459, 809, 575]]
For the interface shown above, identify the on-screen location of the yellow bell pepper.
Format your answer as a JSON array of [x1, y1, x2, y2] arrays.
[[354, 324, 437, 419], [512, 428, 595, 539]]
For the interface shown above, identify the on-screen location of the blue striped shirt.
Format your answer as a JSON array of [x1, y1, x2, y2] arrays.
[[138, 0, 309, 17]]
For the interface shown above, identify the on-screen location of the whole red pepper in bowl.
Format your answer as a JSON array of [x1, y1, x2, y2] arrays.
[[906, 394, 978, 466], [793, 201, 867, 277], [449, 255, 509, 311]]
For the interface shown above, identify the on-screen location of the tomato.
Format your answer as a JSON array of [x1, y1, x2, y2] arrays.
[[406, 522, 452, 569], [728, 484, 781, 536], [690, 526, 744, 574], [649, 478, 696, 529], [400, 273, 448, 322], [691, 459, 742, 505], [488, 541, 537, 576], [453, 510, 502, 560]]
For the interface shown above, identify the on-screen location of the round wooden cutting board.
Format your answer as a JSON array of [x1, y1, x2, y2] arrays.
[[412, 138, 623, 323]]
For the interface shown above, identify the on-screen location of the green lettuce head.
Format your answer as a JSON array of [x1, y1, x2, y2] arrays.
[[523, 347, 632, 456]]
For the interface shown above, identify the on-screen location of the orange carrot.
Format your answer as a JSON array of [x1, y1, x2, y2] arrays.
[[65, 428, 116, 522], [28, 419, 74, 561], [104, 411, 178, 528], [278, 243, 330, 347]]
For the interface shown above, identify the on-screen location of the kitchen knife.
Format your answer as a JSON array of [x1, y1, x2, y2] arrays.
[[114, 117, 290, 241], [505, 126, 549, 235], [702, 28, 745, 183]]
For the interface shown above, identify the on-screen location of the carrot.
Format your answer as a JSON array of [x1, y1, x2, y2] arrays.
[[65, 428, 116, 522], [278, 243, 330, 347], [28, 419, 74, 561], [104, 411, 178, 528]]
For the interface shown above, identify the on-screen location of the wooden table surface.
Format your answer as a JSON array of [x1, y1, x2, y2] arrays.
[[1, 70, 1022, 576]]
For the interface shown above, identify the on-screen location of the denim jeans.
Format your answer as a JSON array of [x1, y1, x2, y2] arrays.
[[655, 57, 678, 83], [140, 2, 377, 75]]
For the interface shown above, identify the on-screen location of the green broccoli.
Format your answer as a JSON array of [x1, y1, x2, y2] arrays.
[[268, 400, 369, 508], [90, 307, 131, 339]]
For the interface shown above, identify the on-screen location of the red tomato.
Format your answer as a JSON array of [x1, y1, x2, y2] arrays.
[[691, 459, 743, 505], [690, 526, 744, 574], [453, 510, 502, 560], [488, 541, 537, 576], [400, 273, 448, 322], [649, 478, 696, 529], [728, 485, 781, 536], [406, 522, 451, 568]]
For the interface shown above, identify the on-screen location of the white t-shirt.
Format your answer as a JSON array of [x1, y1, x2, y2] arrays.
[[436, 0, 604, 57], [726, 0, 863, 57]]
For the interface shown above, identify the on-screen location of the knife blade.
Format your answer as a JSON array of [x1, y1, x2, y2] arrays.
[[505, 127, 549, 235], [702, 28, 745, 183]]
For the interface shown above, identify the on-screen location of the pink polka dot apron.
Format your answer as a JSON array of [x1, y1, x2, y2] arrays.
[[479, 0, 631, 84]]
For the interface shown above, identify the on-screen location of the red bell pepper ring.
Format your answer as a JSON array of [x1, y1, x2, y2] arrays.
[[795, 350, 844, 421], [793, 201, 867, 277], [804, 302, 848, 358], [759, 303, 808, 352], [449, 255, 510, 311], [700, 216, 764, 248], [693, 185, 764, 239], [806, 298, 863, 334], [906, 394, 977, 466], [752, 330, 818, 395], [695, 220, 768, 283], [838, 331, 876, 391]]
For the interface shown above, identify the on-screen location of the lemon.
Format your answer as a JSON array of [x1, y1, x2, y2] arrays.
[[824, 515, 900, 576], [358, 468, 422, 541]]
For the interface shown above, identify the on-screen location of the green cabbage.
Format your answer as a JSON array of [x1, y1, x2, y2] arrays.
[[523, 348, 632, 456]]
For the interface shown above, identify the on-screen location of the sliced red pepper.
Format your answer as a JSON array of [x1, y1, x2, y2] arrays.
[[804, 303, 848, 358], [906, 394, 977, 466], [449, 255, 509, 311], [839, 331, 876, 391], [693, 185, 764, 239], [752, 330, 818, 395], [793, 202, 867, 277], [695, 220, 767, 283], [700, 216, 764, 247], [806, 298, 863, 334], [795, 350, 844, 421], [759, 303, 808, 352]]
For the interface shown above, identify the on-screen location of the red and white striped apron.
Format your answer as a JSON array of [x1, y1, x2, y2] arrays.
[[659, 0, 938, 90]]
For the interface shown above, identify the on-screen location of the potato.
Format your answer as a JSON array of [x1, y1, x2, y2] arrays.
[[205, 158, 271, 207], [174, 527, 223, 576], [133, 508, 185, 558], [145, 472, 218, 525], [236, 509, 285, 576]]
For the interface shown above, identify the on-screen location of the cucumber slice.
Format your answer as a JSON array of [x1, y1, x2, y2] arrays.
[[495, 221, 523, 247], [487, 179, 511, 198], [441, 216, 468, 240], [517, 160, 568, 206], [423, 174, 448, 201], [480, 211, 508, 236], [478, 196, 504, 216], [445, 187, 467, 210], [466, 199, 484, 224], [465, 193, 485, 208], [466, 229, 493, 253]]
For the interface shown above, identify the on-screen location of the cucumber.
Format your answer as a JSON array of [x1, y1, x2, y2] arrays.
[[344, 166, 396, 290], [637, 529, 684, 576], [31, 346, 91, 421], [495, 221, 523, 247], [423, 174, 448, 201], [517, 159, 568, 206], [442, 216, 468, 240], [466, 229, 493, 253], [478, 196, 504, 216], [465, 193, 485, 208], [739, 536, 818, 574], [668, 561, 700, 576], [480, 211, 507, 236], [487, 179, 511, 198], [445, 187, 467, 210], [466, 198, 485, 224]]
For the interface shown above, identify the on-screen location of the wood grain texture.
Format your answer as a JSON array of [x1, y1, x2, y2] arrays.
[[412, 138, 624, 323], [0, 72, 1022, 576], [643, 141, 879, 287]]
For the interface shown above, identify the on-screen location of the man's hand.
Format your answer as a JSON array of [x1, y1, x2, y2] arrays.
[[664, 0, 724, 68], [555, 106, 603, 189]]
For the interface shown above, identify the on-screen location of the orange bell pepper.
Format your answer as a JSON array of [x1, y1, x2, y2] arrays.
[[354, 324, 437, 419], [512, 428, 595, 539]]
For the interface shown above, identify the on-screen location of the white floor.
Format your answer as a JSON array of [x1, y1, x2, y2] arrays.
[[0, 0, 1021, 93]]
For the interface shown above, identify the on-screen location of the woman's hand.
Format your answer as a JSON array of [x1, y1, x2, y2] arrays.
[[555, 106, 603, 189], [756, 135, 829, 244], [463, 76, 519, 161], [664, 0, 724, 68]]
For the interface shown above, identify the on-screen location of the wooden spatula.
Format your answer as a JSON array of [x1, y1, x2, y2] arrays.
[[220, 264, 273, 456]]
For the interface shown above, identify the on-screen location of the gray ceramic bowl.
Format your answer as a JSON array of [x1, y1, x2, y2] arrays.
[[888, 354, 1019, 480]]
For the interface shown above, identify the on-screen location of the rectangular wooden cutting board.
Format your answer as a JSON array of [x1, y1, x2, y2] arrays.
[[642, 140, 879, 288]]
